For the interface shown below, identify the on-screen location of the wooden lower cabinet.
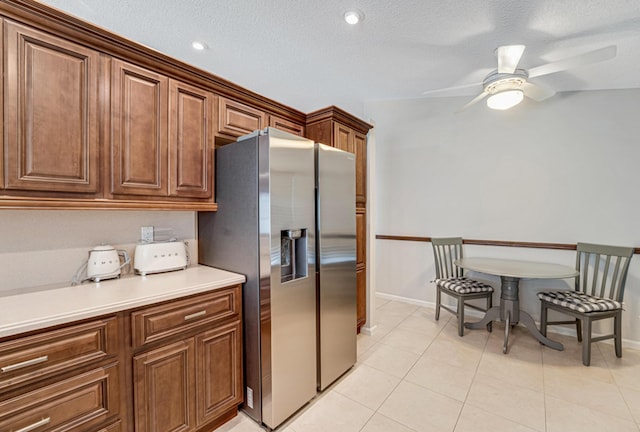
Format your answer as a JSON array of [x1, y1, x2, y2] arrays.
[[0, 363, 120, 432], [132, 324, 243, 432], [0, 316, 120, 432], [0, 286, 243, 432], [195, 322, 242, 426], [131, 287, 243, 432], [133, 340, 196, 432]]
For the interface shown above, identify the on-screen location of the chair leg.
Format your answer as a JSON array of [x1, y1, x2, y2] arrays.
[[457, 297, 465, 337], [615, 311, 622, 358], [540, 302, 548, 337], [576, 319, 582, 342], [582, 318, 592, 366], [486, 294, 493, 333], [435, 287, 441, 321]]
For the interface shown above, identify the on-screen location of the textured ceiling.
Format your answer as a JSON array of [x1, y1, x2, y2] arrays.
[[38, 0, 640, 118]]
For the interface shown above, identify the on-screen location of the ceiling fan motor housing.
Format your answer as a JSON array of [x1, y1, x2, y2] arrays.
[[483, 69, 528, 94]]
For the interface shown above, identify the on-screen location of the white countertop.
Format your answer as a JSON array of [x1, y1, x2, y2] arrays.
[[0, 265, 246, 338]]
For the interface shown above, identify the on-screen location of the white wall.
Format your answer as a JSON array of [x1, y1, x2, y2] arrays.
[[0, 210, 197, 293], [364, 89, 640, 345]]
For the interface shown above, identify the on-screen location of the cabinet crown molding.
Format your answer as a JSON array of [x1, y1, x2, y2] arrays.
[[306, 106, 373, 134]]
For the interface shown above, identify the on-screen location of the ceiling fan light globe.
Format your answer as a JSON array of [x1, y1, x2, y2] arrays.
[[486, 89, 524, 110]]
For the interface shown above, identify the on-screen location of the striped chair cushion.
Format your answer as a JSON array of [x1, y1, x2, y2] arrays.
[[435, 277, 494, 294], [537, 290, 622, 313]]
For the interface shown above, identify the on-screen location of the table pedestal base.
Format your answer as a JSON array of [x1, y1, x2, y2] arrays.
[[464, 276, 564, 353]]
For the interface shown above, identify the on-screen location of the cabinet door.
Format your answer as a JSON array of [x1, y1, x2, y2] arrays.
[[333, 123, 354, 153], [354, 132, 367, 205], [111, 58, 168, 196], [195, 322, 242, 426], [133, 340, 195, 432], [269, 116, 305, 136], [217, 96, 266, 138], [4, 20, 100, 194], [169, 79, 213, 199]]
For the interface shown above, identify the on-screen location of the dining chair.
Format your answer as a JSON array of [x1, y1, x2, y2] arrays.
[[537, 242, 634, 366], [431, 237, 494, 336]]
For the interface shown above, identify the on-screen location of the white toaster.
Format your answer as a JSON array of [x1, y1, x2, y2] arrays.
[[134, 241, 188, 276]]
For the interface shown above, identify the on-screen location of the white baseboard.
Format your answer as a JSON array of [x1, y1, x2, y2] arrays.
[[375, 292, 640, 351], [360, 324, 377, 336], [376, 292, 433, 308]]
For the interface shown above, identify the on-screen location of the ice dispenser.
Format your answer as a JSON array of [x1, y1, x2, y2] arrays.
[[281, 229, 308, 282]]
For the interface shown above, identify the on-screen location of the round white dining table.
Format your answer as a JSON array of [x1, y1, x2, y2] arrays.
[[454, 257, 579, 353]]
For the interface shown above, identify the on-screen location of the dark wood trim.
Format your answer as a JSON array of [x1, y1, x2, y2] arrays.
[[0, 197, 217, 211], [306, 106, 373, 134], [376, 235, 640, 255], [376, 235, 431, 243]]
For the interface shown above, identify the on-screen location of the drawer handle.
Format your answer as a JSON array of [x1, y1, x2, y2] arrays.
[[16, 417, 51, 432], [1, 355, 49, 373], [184, 310, 206, 321]]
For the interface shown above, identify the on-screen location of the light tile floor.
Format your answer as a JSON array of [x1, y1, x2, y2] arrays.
[[218, 297, 640, 432]]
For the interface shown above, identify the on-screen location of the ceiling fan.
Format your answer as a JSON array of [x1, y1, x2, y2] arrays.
[[423, 44, 617, 111]]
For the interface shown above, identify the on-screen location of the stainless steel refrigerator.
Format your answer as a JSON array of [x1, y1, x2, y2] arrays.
[[198, 128, 356, 429]]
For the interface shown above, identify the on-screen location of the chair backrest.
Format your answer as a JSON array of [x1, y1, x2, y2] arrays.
[[575, 242, 634, 301], [431, 237, 464, 279]]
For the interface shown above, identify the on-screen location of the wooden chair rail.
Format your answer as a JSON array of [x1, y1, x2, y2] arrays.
[[375, 235, 640, 255]]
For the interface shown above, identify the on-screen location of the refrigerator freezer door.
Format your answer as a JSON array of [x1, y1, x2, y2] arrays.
[[315, 143, 357, 390]]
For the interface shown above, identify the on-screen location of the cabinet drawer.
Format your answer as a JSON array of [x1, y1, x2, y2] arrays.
[[0, 317, 117, 392], [131, 286, 241, 348], [0, 363, 120, 432]]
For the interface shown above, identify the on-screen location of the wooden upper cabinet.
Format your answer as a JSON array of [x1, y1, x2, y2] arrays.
[[269, 115, 305, 136], [169, 79, 213, 199], [354, 132, 366, 205], [3, 20, 100, 194], [217, 96, 266, 138], [110, 58, 168, 197], [333, 123, 355, 153]]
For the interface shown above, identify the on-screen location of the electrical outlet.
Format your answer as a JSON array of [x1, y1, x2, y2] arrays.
[[141, 226, 154, 243]]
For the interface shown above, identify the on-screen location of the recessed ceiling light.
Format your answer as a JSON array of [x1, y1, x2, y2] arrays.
[[191, 41, 208, 51], [344, 10, 364, 25]]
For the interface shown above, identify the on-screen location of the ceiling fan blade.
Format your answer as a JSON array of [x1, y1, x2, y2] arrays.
[[522, 81, 556, 101], [422, 81, 482, 95], [528, 45, 617, 78], [457, 91, 489, 112], [497, 45, 526, 74]]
